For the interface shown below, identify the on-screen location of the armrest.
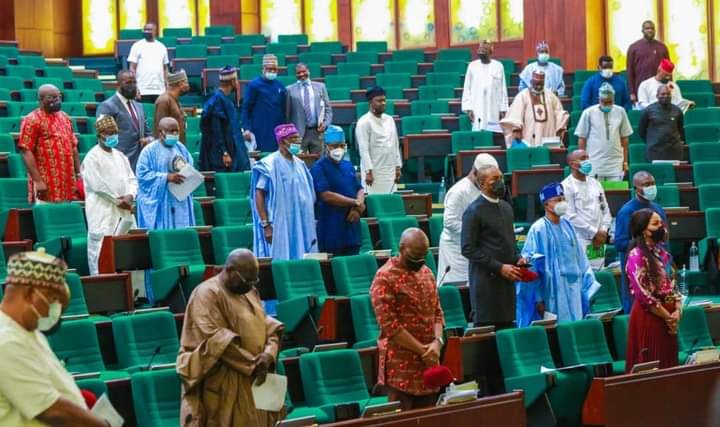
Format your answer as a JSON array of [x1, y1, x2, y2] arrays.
[[505, 372, 553, 408], [276, 295, 319, 333], [150, 266, 184, 302]]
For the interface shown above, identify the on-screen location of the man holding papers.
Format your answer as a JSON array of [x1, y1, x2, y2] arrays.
[[135, 117, 196, 230], [177, 249, 284, 426]]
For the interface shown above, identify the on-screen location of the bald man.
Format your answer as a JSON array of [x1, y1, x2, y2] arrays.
[[178, 249, 284, 426], [438, 153, 500, 285], [18, 84, 80, 203], [615, 171, 668, 312], [370, 228, 445, 410]]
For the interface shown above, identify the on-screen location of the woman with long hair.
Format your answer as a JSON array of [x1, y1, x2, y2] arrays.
[[625, 208, 681, 372]]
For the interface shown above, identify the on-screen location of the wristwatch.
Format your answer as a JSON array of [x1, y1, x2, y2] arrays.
[[433, 336, 445, 346], [261, 220, 272, 228]]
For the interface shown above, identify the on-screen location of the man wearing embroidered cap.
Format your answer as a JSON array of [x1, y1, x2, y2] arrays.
[[355, 86, 402, 194], [0, 250, 112, 426], [154, 69, 190, 144], [310, 125, 365, 255], [251, 123, 317, 260], [517, 182, 599, 327], [241, 54, 287, 152], [637, 58, 694, 111], [200, 66, 250, 172], [518, 41, 565, 96]]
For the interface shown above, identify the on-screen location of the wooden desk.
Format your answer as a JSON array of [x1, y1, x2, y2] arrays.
[[442, 332, 505, 395], [512, 168, 565, 221], [582, 362, 720, 426], [454, 148, 568, 177], [326, 391, 526, 427], [667, 211, 706, 241], [403, 133, 452, 181], [81, 273, 133, 314]]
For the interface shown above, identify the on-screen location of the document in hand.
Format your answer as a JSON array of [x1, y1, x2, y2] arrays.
[[252, 373, 288, 412], [169, 163, 204, 201], [91, 393, 124, 427]]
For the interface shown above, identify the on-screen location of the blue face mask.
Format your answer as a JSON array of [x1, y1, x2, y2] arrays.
[[288, 143, 301, 155], [579, 159, 593, 175], [641, 185, 657, 201], [599, 105, 612, 113], [164, 134, 179, 146], [103, 134, 119, 149]]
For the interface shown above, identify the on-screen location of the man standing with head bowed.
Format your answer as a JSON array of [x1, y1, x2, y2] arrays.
[[242, 54, 287, 152], [461, 40, 508, 132], [286, 63, 333, 155]]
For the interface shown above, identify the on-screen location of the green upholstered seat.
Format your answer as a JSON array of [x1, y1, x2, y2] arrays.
[[44, 67, 74, 81], [383, 60, 417, 74], [391, 49, 424, 62], [590, 271, 622, 314], [192, 199, 205, 225], [432, 60, 467, 74], [206, 54, 240, 68], [359, 219, 373, 253], [428, 214, 443, 247], [336, 62, 371, 76], [112, 311, 180, 372], [699, 184, 720, 210], [299, 52, 333, 65], [266, 42, 298, 55], [612, 315, 629, 361], [163, 27, 192, 37], [438, 285, 467, 331], [356, 41, 387, 53], [418, 84, 455, 100], [677, 305, 719, 363], [279, 34, 309, 44], [64, 272, 89, 316], [365, 193, 405, 217], [211, 225, 253, 262], [214, 171, 252, 198], [205, 25, 235, 37], [629, 163, 675, 186], [690, 143, 720, 163], [220, 43, 253, 57], [213, 198, 252, 226], [694, 162, 720, 185], [506, 147, 551, 172], [410, 100, 449, 115], [148, 228, 207, 304], [331, 254, 377, 296], [437, 48, 471, 61], [451, 130, 493, 152], [350, 294, 380, 349], [400, 114, 443, 135], [310, 41, 343, 53], [425, 71, 463, 87], [557, 319, 625, 375], [346, 51, 378, 63], [32, 203, 89, 276], [377, 216, 420, 254], [234, 34, 266, 45], [130, 369, 182, 427], [0, 178, 29, 238], [375, 72, 411, 89], [272, 259, 329, 333]]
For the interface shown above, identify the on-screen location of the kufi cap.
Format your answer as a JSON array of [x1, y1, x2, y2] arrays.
[[167, 69, 187, 85], [660, 58, 674, 73], [7, 248, 69, 300], [218, 65, 237, 81], [532, 70, 546, 81], [539, 182, 564, 203], [95, 114, 118, 134], [473, 153, 498, 170], [274, 123, 299, 144], [324, 125, 345, 144], [262, 54, 278, 66], [598, 82, 615, 99], [365, 86, 386, 101], [536, 40, 549, 51]]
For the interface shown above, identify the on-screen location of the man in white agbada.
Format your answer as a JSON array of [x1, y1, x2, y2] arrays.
[[438, 153, 499, 285], [355, 86, 402, 194], [561, 149, 612, 270], [637, 58, 694, 111], [461, 40, 508, 132], [81, 115, 137, 275]]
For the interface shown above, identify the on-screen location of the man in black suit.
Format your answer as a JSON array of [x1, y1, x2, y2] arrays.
[[96, 70, 152, 170]]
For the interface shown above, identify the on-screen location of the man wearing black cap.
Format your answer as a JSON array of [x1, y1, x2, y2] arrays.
[[355, 86, 402, 194], [199, 66, 250, 172]]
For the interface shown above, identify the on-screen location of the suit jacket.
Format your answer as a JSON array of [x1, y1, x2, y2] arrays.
[[96, 94, 151, 170], [285, 80, 333, 138]]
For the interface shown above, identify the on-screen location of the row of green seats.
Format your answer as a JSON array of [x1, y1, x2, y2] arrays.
[[0, 75, 104, 92]]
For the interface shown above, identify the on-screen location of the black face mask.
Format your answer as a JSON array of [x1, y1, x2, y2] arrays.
[[479, 53, 490, 63], [143, 31, 154, 41], [120, 84, 138, 100], [490, 180, 506, 197], [650, 227, 666, 243], [659, 78, 670, 84], [226, 271, 258, 294], [404, 254, 426, 272], [45, 100, 62, 113]]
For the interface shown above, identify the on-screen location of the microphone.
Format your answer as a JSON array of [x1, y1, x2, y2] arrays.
[[360, 383, 381, 417], [243, 210, 253, 225], [438, 265, 451, 286], [145, 345, 162, 371]]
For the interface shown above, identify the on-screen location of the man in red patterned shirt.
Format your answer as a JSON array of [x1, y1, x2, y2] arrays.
[[370, 228, 445, 410], [18, 84, 80, 203]]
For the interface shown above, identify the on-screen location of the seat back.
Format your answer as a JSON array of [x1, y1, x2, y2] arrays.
[[356, 41, 387, 53], [310, 41, 344, 53], [298, 52, 333, 65], [266, 42, 298, 55], [391, 49, 424, 62], [557, 319, 613, 366], [350, 294, 380, 344], [239, 64, 263, 80], [384, 61, 417, 74], [325, 74, 360, 89], [400, 115, 443, 135], [0, 178, 29, 213], [438, 285, 467, 330], [148, 228, 205, 269], [113, 311, 180, 369], [299, 349, 370, 407], [336, 62, 371, 76], [694, 161, 720, 185], [366, 193, 406, 217], [346, 51, 378, 63], [47, 319, 106, 373], [206, 55, 239, 68], [418, 84, 456, 100], [438, 48, 471, 61], [193, 199, 205, 225], [375, 72, 411, 88], [359, 218, 373, 253], [429, 214, 443, 246], [496, 326, 555, 377], [425, 71, 462, 87], [377, 216, 420, 253], [234, 34, 266, 45], [612, 315, 629, 360], [678, 305, 714, 351], [629, 163, 676, 186], [590, 270, 622, 313], [214, 172, 251, 198], [706, 208, 720, 238], [690, 142, 720, 163], [279, 34, 309, 45], [32, 203, 87, 242], [432, 60, 469, 74], [205, 25, 235, 37], [131, 369, 182, 427], [451, 130, 493, 152], [410, 100, 449, 115], [506, 147, 551, 172], [213, 198, 252, 226], [271, 259, 328, 301], [331, 254, 378, 296], [211, 225, 253, 262], [163, 27, 192, 37], [220, 43, 252, 57], [64, 272, 89, 316]]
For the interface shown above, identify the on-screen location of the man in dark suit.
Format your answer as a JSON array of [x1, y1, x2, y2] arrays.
[[96, 70, 152, 170], [285, 63, 332, 155]]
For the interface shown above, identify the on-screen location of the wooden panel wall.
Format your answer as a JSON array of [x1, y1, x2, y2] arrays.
[[13, 0, 82, 57], [522, 0, 589, 71], [0, 0, 15, 41]]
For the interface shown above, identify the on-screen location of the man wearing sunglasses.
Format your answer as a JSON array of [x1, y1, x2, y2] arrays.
[[177, 249, 284, 426]]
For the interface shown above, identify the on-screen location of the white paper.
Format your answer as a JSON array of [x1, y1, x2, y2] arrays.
[[113, 216, 135, 236], [543, 311, 557, 321], [251, 373, 287, 412], [168, 164, 204, 202], [91, 393, 124, 427]]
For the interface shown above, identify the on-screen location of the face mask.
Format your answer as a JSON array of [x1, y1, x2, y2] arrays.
[[329, 147, 345, 162], [599, 105, 612, 113], [600, 69, 613, 79], [650, 227, 666, 243], [537, 53, 550, 63], [490, 180, 505, 197], [404, 255, 426, 272], [478, 53, 490, 63], [264, 72, 277, 80], [164, 134, 179, 146], [659, 78, 670, 84], [531, 85, 544, 95], [103, 134, 119, 149], [143, 31, 153, 41], [641, 185, 657, 201], [120, 84, 137, 100], [45, 100, 62, 113], [226, 273, 258, 295], [289, 143, 301, 155], [553, 200, 569, 216], [32, 290, 62, 332], [579, 160, 593, 175]]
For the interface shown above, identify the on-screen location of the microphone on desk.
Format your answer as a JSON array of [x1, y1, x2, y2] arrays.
[[438, 265, 451, 286], [145, 345, 162, 371]]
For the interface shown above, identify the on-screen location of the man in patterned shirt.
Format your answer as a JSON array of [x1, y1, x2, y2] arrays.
[[370, 228, 445, 410], [18, 84, 80, 203]]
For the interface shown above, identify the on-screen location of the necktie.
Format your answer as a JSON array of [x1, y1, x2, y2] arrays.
[[127, 100, 140, 130], [302, 82, 315, 127]]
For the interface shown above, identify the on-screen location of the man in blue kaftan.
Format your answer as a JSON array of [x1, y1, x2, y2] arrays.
[[136, 116, 195, 230], [518, 41, 566, 96], [517, 182, 600, 327], [251, 123, 317, 260], [241, 54, 286, 152]]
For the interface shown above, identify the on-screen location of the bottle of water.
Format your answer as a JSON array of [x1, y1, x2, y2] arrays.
[[679, 265, 688, 296], [438, 177, 446, 204], [689, 241, 700, 272]]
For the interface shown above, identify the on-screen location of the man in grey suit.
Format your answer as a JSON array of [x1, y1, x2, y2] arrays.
[[96, 70, 152, 170], [285, 63, 333, 154]]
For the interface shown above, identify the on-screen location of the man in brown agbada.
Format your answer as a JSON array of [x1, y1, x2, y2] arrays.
[[154, 69, 189, 144], [177, 248, 284, 426]]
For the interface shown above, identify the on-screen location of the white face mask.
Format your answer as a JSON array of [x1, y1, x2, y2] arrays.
[[32, 290, 62, 332], [600, 69, 613, 79], [264, 72, 277, 80], [329, 147, 345, 162], [537, 53, 550, 63], [553, 200, 569, 216]]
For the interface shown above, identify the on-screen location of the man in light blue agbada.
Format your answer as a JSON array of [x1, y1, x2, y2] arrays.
[[251, 123, 317, 260], [516, 182, 600, 327], [136, 116, 195, 230], [518, 41, 565, 96]]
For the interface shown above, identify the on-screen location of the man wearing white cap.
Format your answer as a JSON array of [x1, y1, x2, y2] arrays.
[[438, 153, 499, 285], [154, 69, 190, 144], [241, 54, 287, 152]]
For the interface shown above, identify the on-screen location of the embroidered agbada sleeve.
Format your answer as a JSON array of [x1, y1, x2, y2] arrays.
[[626, 248, 661, 309]]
